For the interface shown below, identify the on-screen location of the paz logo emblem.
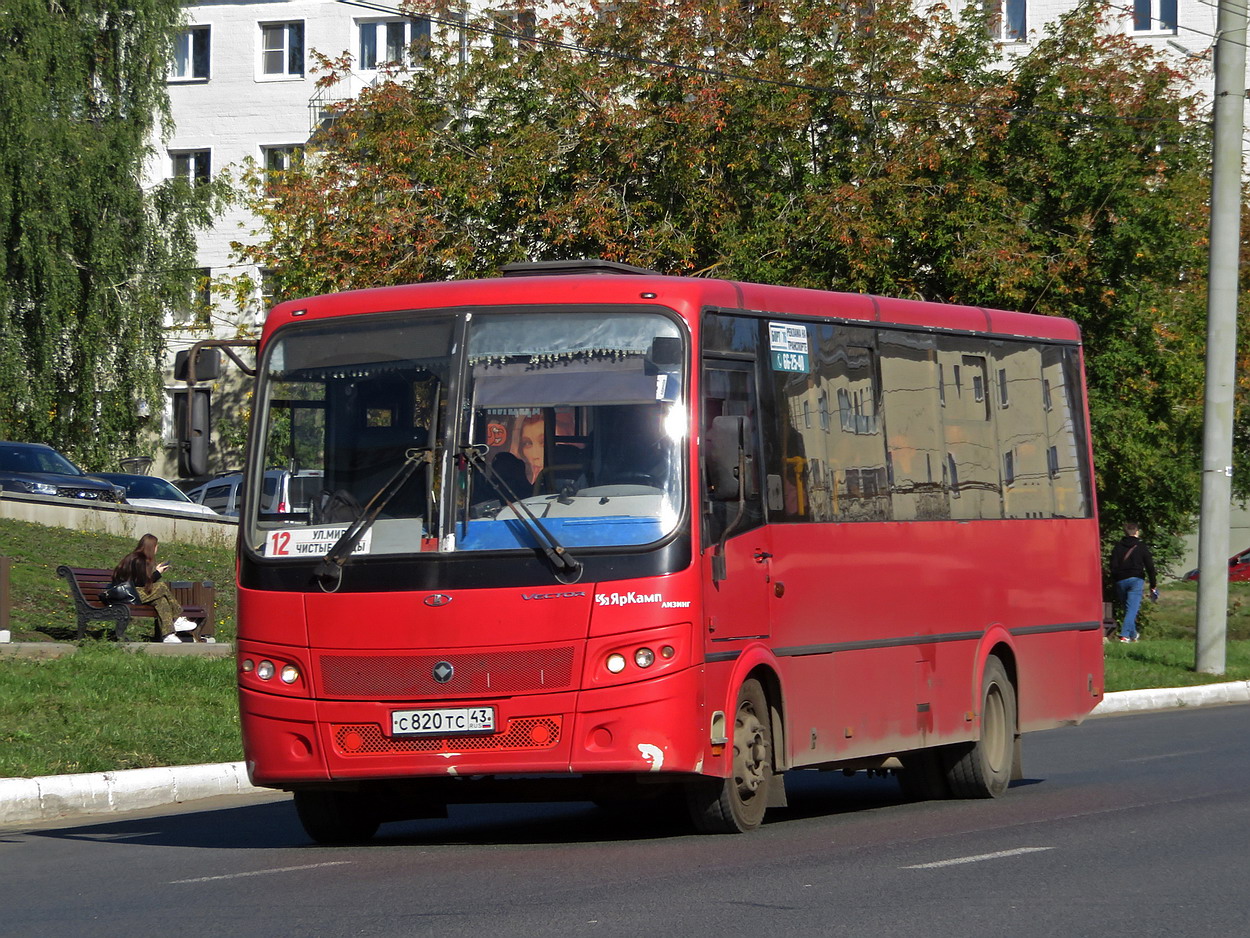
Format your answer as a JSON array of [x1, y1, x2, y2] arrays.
[[432, 661, 454, 684], [424, 593, 452, 607]]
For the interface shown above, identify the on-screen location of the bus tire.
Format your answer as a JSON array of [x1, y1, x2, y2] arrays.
[[944, 656, 1016, 799], [685, 679, 773, 833], [294, 789, 381, 845]]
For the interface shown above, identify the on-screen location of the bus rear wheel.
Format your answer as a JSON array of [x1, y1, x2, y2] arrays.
[[294, 789, 381, 845], [686, 678, 773, 833], [945, 656, 1017, 798]]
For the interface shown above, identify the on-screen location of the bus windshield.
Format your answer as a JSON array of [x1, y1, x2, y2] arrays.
[[246, 308, 686, 560]]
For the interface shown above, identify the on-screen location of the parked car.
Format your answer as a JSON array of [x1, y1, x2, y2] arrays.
[[185, 469, 323, 518], [1183, 547, 1250, 581], [0, 441, 125, 503], [93, 472, 222, 517]]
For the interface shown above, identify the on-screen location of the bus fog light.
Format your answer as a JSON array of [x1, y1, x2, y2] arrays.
[[634, 647, 655, 668], [241, 658, 255, 672], [280, 664, 300, 684], [606, 653, 627, 674], [256, 660, 275, 681], [660, 645, 675, 659]]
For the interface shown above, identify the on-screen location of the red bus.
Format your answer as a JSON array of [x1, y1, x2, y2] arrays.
[[211, 260, 1104, 842]]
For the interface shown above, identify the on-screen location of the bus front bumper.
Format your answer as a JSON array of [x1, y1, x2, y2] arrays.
[[240, 666, 708, 788]]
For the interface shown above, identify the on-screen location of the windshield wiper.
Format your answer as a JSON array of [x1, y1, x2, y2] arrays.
[[461, 444, 584, 584], [315, 447, 433, 589]]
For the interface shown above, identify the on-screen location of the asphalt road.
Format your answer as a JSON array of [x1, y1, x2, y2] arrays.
[[2, 705, 1247, 938]]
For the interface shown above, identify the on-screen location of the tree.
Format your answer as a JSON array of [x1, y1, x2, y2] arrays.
[[234, 0, 1223, 558], [0, 0, 221, 468]]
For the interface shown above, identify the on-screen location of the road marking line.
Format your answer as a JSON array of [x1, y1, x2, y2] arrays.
[[903, 847, 1053, 869], [1123, 749, 1208, 764], [171, 861, 352, 884]]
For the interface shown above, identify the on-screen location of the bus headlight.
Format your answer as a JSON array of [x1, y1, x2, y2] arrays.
[[588, 624, 690, 686], [239, 650, 309, 697]]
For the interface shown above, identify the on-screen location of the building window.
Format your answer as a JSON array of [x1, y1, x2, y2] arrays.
[[358, 18, 431, 69], [195, 267, 212, 311], [260, 269, 279, 310], [490, 7, 538, 51], [262, 145, 304, 194], [261, 22, 304, 78], [170, 26, 210, 81], [171, 149, 210, 185], [985, 0, 1026, 42], [1133, 0, 1177, 33], [177, 267, 212, 322], [998, 368, 1010, 407]]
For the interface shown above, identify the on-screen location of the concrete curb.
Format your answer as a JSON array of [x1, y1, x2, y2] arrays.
[[0, 642, 233, 659], [1090, 680, 1250, 715], [2, 681, 1247, 828], [0, 762, 261, 826]]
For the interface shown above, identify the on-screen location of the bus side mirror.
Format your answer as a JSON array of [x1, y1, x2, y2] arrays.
[[174, 348, 221, 382], [176, 390, 211, 478], [707, 415, 753, 502]]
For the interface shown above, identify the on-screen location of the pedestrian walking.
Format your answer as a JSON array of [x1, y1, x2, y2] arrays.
[[1109, 521, 1158, 643]]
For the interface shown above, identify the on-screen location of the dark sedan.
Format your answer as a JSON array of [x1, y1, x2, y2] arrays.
[[0, 441, 124, 503]]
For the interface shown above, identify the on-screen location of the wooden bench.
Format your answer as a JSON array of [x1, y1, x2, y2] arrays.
[[56, 566, 215, 642]]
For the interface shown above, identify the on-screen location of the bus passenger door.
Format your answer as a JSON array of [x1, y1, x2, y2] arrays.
[[702, 361, 772, 642]]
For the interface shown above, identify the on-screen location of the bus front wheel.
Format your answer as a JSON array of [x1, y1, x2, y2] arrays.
[[686, 678, 773, 833], [294, 789, 381, 845], [945, 656, 1017, 798]]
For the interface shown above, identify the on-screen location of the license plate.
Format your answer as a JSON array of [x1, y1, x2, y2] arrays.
[[391, 706, 495, 737]]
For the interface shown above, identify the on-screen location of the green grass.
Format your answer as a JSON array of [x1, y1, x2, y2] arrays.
[[0, 642, 242, 776], [1104, 639, 1250, 692], [0, 516, 236, 642], [1102, 580, 1250, 691]]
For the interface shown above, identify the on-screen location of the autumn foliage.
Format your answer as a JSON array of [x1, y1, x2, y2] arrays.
[[234, 0, 1227, 555]]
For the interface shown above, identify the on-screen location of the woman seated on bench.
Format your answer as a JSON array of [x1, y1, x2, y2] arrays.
[[113, 533, 196, 642]]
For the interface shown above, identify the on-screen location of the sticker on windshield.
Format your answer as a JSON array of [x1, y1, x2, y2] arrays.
[[264, 526, 373, 558], [768, 321, 810, 373]]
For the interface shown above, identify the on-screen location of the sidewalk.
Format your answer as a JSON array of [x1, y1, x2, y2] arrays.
[[2, 681, 1248, 828], [0, 641, 233, 659]]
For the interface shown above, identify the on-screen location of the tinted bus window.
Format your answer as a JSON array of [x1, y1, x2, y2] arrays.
[[879, 330, 949, 521], [1042, 345, 1092, 518], [938, 337, 1002, 520]]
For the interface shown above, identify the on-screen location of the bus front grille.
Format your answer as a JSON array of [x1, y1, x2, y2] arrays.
[[331, 716, 563, 755], [319, 646, 576, 698]]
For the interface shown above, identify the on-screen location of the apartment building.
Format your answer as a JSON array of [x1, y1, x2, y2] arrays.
[[151, 0, 1218, 477]]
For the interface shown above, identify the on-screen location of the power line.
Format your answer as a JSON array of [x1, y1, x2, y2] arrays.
[[334, 0, 1206, 128]]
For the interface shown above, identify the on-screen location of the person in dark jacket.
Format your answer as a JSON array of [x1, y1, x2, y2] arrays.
[[1108, 521, 1157, 643], [112, 533, 187, 640]]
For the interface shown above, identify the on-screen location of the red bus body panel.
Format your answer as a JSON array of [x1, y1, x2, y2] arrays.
[[240, 273, 1102, 798]]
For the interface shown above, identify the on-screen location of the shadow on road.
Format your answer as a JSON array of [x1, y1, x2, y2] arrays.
[[18, 768, 976, 851]]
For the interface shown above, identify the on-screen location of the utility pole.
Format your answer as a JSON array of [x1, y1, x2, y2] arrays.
[[1196, 0, 1247, 675]]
